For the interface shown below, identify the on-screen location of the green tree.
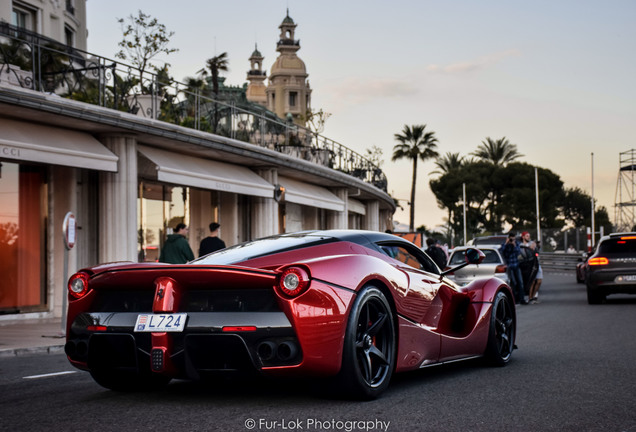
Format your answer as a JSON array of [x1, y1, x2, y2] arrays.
[[430, 160, 492, 244], [392, 124, 439, 231], [470, 137, 523, 230], [562, 187, 612, 229], [302, 108, 332, 134], [365, 145, 384, 168], [498, 163, 565, 229], [116, 10, 178, 84], [431, 152, 465, 176], [471, 137, 523, 166]]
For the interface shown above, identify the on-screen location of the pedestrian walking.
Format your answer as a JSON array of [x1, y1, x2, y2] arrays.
[[199, 222, 226, 257], [159, 223, 195, 264]]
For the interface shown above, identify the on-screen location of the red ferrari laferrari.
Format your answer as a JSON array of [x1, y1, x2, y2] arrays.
[[65, 230, 516, 399]]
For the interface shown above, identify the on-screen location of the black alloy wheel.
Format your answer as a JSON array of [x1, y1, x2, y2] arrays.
[[338, 286, 396, 399], [485, 291, 515, 366]]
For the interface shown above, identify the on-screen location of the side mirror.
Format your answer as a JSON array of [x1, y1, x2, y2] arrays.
[[465, 248, 485, 265], [440, 248, 485, 277]]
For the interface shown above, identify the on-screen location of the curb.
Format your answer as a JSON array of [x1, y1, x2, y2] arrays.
[[0, 345, 65, 358]]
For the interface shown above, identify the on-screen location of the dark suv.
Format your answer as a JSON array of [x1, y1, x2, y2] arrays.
[[585, 233, 636, 304]]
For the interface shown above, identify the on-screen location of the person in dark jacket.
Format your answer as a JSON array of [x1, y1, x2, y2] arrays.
[[499, 231, 527, 305], [425, 237, 448, 270], [199, 222, 226, 257], [159, 223, 194, 264]]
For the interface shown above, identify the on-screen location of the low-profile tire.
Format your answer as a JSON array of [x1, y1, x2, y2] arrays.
[[337, 286, 396, 400], [586, 286, 605, 305], [485, 291, 515, 366], [90, 369, 171, 392]]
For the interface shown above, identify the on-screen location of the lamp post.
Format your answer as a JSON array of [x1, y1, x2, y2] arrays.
[[591, 152, 596, 248], [463, 183, 467, 245]]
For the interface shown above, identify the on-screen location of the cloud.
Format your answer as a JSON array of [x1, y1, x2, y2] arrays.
[[426, 49, 521, 74], [325, 78, 420, 103]]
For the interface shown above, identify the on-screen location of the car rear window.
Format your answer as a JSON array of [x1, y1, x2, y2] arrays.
[[598, 238, 636, 254], [191, 233, 338, 265], [473, 236, 506, 246], [450, 249, 501, 265]]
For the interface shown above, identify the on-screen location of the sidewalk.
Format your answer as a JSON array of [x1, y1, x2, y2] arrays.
[[0, 319, 67, 357]]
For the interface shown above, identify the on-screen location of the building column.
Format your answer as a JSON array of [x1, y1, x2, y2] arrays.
[[380, 209, 394, 233], [364, 200, 380, 232], [252, 168, 279, 239], [98, 134, 138, 262], [220, 192, 239, 245], [328, 188, 348, 229]]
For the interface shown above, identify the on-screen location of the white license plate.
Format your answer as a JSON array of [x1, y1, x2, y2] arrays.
[[134, 313, 187, 332], [615, 275, 636, 283]]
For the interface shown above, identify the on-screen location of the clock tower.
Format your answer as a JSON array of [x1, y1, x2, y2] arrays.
[[266, 10, 311, 126]]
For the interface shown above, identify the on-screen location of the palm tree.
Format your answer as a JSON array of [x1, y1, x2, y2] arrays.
[[431, 152, 464, 176], [203, 52, 229, 133], [204, 52, 229, 98], [392, 124, 439, 231], [471, 137, 522, 231], [471, 137, 522, 165]]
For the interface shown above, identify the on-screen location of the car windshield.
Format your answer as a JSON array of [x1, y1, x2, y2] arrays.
[[598, 237, 636, 254], [450, 249, 501, 265], [191, 233, 338, 265]]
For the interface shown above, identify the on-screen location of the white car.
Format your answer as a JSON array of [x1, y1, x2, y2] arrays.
[[446, 246, 509, 286]]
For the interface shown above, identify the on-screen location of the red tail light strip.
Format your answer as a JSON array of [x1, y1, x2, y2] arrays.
[[588, 257, 609, 266]]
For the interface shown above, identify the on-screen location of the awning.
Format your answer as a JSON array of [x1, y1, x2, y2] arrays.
[[138, 145, 274, 198], [348, 198, 366, 215], [0, 118, 118, 172], [278, 176, 345, 212]]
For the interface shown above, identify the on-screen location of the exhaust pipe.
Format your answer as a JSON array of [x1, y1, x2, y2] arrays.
[[277, 341, 298, 361], [256, 341, 277, 362], [64, 340, 76, 356]]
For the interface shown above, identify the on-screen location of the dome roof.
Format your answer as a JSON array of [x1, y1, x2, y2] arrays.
[[270, 55, 306, 75], [251, 45, 262, 58], [282, 9, 295, 25]]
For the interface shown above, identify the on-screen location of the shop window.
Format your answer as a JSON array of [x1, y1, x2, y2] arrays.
[[0, 162, 46, 313], [138, 181, 189, 262]]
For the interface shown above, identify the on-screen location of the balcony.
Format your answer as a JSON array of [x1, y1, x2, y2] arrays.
[[0, 24, 387, 192]]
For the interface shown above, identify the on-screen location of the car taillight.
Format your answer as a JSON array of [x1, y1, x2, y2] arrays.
[[68, 272, 90, 299], [495, 264, 507, 273], [588, 257, 609, 266], [278, 266, 310, 297]]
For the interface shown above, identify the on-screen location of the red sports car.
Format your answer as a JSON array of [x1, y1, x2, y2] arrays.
[[65, 230, 516, 399]]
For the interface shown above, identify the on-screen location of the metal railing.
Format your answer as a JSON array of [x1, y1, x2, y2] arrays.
[[539, 252, 584, 272], [0, 23, 387, 191]]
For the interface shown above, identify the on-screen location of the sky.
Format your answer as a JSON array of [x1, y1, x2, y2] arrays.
[[85, 0, 636, 231]]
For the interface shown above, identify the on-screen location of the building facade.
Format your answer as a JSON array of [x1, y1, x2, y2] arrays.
[[264, 11, 311, 126], [0, 3, 394, 321]]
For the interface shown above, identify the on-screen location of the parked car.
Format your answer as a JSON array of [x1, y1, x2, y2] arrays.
[[446, 246, 509, 286], [576, 253, 588, 283], [584, 232, 636, 304], [65, 230, 515, 399], [467, 235, 507, 247]]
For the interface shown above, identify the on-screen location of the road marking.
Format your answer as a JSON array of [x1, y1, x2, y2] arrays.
[[23, 371, 77, 380]]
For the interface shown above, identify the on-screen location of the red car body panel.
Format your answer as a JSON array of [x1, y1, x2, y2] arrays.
[[65, 230, 514, 388]]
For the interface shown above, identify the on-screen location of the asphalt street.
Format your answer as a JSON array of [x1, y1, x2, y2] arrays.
[[1, 272, 635, 432]]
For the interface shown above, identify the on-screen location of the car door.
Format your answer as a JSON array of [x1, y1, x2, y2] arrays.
[[376, 240, 446, 364]]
